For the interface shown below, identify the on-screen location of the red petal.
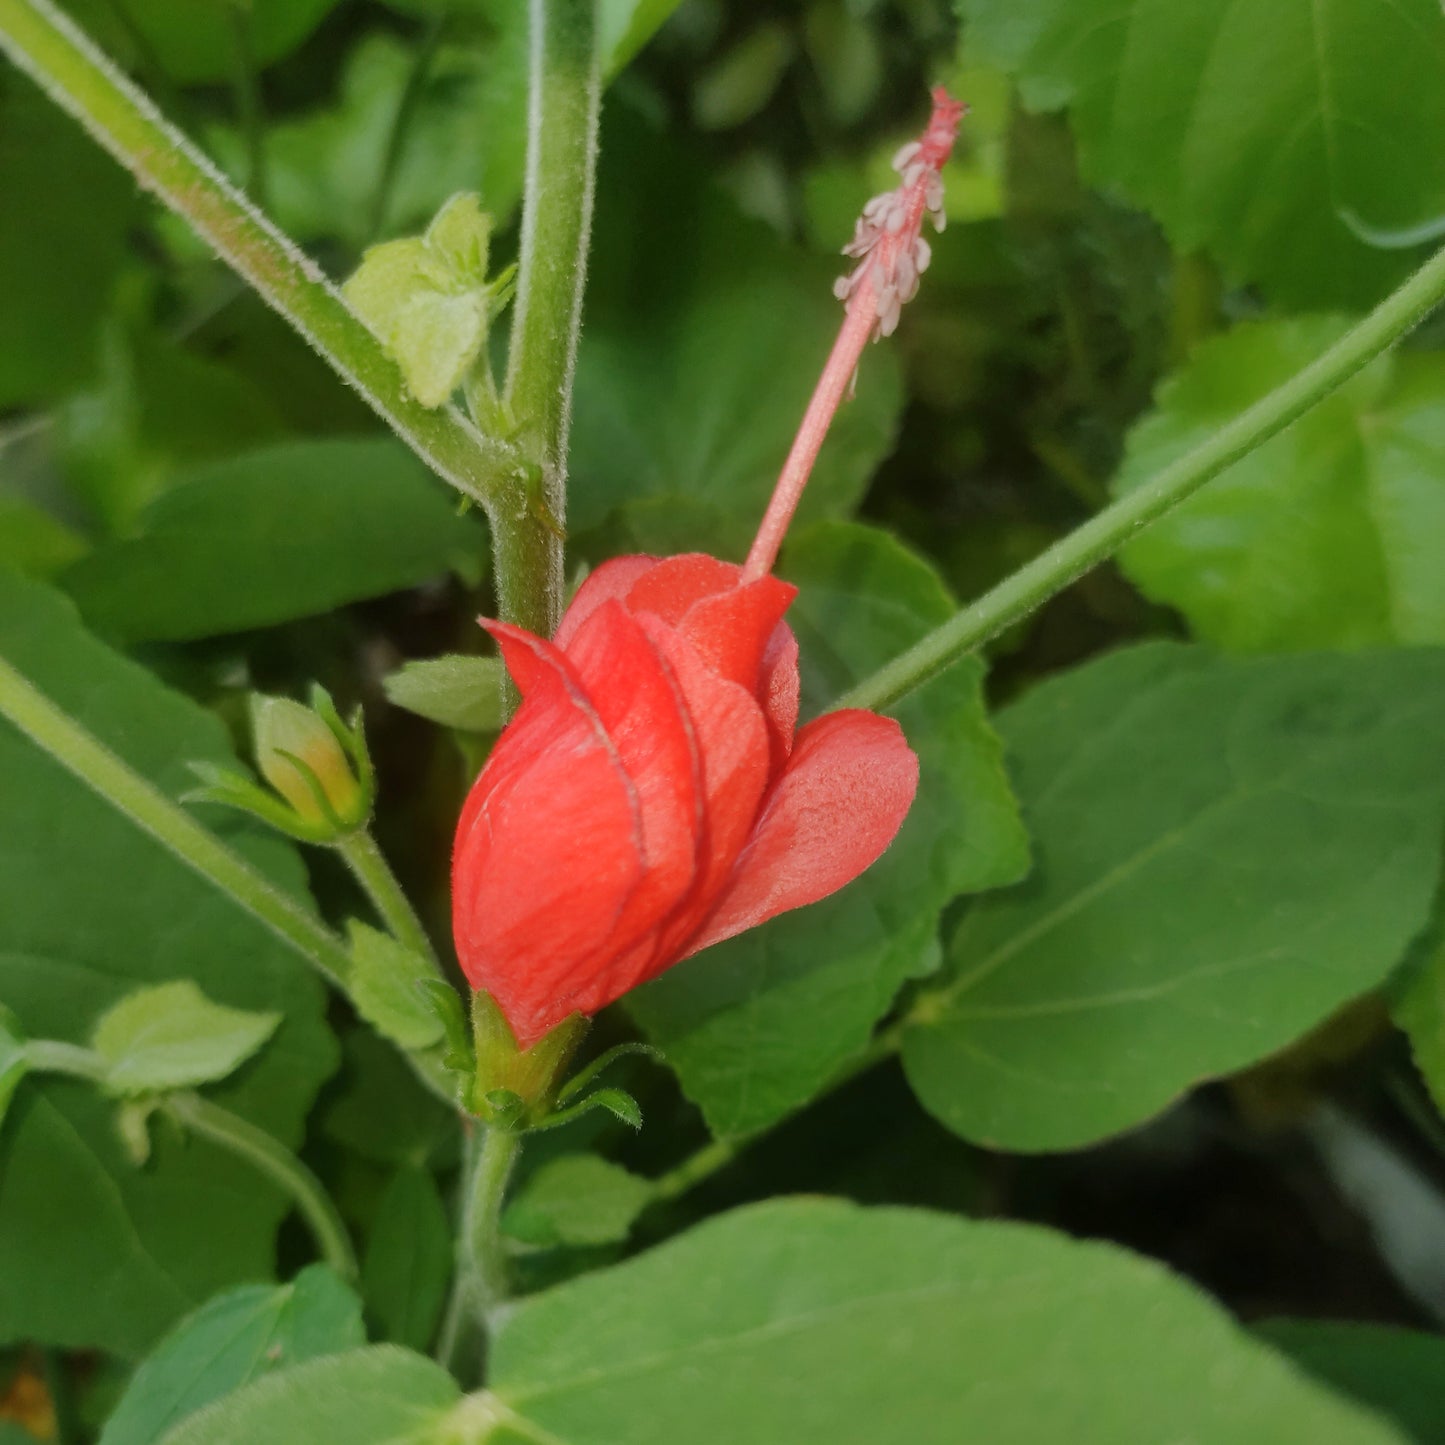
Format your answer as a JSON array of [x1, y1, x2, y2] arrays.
[[624, 554, 741, 624], [636, 616, 773, 972], [452, 623, 644, 1046], [758, 624, 800, 771], [554, 554, 658, 648], [674, 575, 798, 691], [561, 601, 703, 989], [683, 709, 918, 956]]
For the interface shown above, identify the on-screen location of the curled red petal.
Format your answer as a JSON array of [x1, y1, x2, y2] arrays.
[[453, 623, 644, 1046], [674, 574, 798, 691], [758, 623, 800, 771], [561, 601, 704, 986], [554, 554, 659, 648], [683, 709, 918, 957], [635, 615, 773, 972], [624, 554, 741, 624]]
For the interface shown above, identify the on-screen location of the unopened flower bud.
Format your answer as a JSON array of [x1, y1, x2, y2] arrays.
[[251, 691, 372, 834]]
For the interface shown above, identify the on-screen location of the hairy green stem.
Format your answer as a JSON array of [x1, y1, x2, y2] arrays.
[[437, 1125, 523, 1383], [336, 829, 442, 972], [0, 0, 523, 512], [0, 656, 458, 1101], [164, 1091, 358, 1281], [493, 0, 602, 646], [838, 239, 1445, 714]]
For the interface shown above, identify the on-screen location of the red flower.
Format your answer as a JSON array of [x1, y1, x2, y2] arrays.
[[451, 89, 963, 1048], [452, 554, 918, 1047]]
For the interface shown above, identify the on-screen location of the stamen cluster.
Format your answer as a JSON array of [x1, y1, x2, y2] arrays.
[[834, 87, 966, 339]]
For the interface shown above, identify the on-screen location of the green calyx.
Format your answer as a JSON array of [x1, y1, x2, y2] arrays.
[[343, 192, 516, 418], [186, 685, 375, 844], [468, 992, 590, 1128]]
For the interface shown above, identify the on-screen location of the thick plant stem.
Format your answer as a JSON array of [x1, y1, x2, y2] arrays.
[[437, 1125, 523, 1383], [0, 0, 523, 512], [494, 0, 602, 648], [0, 655, 457, 1102], [839, 239, 1445, 714], [336, 829, 442, 973], [164, 1092, 359, 1282]]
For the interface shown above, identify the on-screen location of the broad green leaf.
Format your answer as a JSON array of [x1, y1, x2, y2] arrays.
[[99, 1267, 365, 1445], [62, 439, 483, 644], [0, 573, 337, 1354], [383, 656, 504, 732], [1113, 323, 1445, 651], [156, 1347, 459, 1445], [0, 499, 88, 581], [957, 0, 1445, 307], [629, 523, 1028, 1138], [0, 75, 134, 407], [209, 29, 527, 251], [570, 117, 903, 557], [1392, 926, 1445, 1118], [56, 326, 289, 538], [347, 925, 446, 1053], [0, 1006, 26, 1135], [903, 643, 1445, 1152], [361, 1166, 451, 1352], [1256, 1321, 1445, 1445], [60, 0, 340, 84], [488, 1199, 1404, 1444], [318, 1028, 456, 1171], [92, 981, 281, 1097], [503, 1154, 652, 1249], [600, 0, 687, 76]]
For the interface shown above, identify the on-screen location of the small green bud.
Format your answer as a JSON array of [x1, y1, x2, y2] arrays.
[[245, 689, 374, 839]]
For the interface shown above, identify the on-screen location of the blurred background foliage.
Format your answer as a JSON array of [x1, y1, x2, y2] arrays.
[[6, 0, 1445, 1437]]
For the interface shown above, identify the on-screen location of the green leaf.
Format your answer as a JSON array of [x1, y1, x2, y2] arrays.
[[361, 1166, 451, 1352], [0, 498, 89, 582], [210, 29, 527, 250], [570, 117, 903, 556], [1392, 925, 1445, 1117], [1256, 1321, 1445, 1445], [318, 1028, 457, 1171], [1113, 321, 1445, 651], [0, 74, 134, 407], [903, 642, 1445, 1152], [599, 0, 687, 76], [503, 1154, 652, 1249], [347, 924, 446, 1053], [383, 656, 505, 733], [0, 1007, 27, 1136], [629, 523, 1028, 1138], [957, 0, 1445, 307], [62, 439, 483, 644], [155, 1347, 459, 1445], [60, 0, 340, 84], [487, 1199, 1404, 1443], [344, 195, 505, 410], [98, 1266, 365, 1445], [56, 325, 289, 539], [92, 982, 282, 1097], [0, 572, 337, 1354]]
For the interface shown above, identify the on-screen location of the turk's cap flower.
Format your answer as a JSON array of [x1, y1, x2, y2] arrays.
[[452, 553, 918, 1049]]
